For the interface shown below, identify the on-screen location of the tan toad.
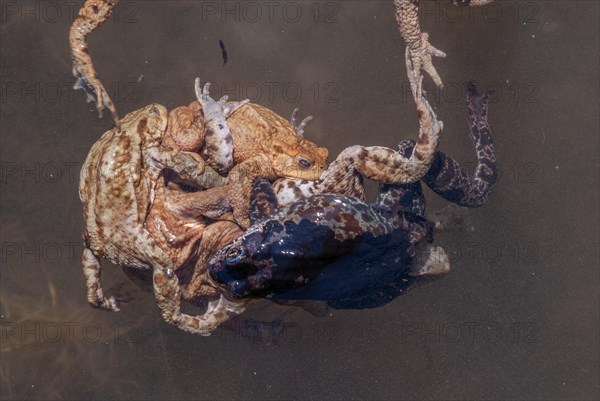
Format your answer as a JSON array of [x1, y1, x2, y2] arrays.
[[147, 54, 448, 334], [79, 103, 226, 309], [79, 81, 327, 334], [165, 80, 329, 228]]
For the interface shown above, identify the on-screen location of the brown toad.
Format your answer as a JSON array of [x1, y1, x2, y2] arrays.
[[146, 54, 449, 334], [80, 100, 272, 336], [78, 84, 327, 334], [79, 103, 226, 310], [174, 79, 328, 228]]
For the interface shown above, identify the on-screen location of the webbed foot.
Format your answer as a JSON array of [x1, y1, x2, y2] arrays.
[[194, 78, 249, 118], [70, 0, 120, 124], [73, 73, 119, 123], [220, 95, 250, 117], [395, 0, 493, 88], [408, 32, 447, 88], [409, 243, 450, 277]]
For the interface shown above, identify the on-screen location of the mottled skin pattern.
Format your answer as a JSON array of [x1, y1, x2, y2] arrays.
[[208, 85, 496, 308], [78, 82, 329, 335], [96, 55, 434, 333], [176, 53, 436, 227], [404, 83, 497, 207], [395, 0, 493, 87], [73, 0, 331, 332], [160, 85, 327, 197], [138, 98, 327, 333], [194, 78, 249, 174], [73, 0, 497, 334], [273, 49, 441, 206], [209, 185, 436, 306], [70, 0, 493, 117], [78, 50, 446, 334], [80, 101, 289, 337], [226, 101, 328, 227], [172, 96, 328, 228], [69, 0, 119, 124], [69, 0, 329, 229], [79, 103, 221, 312]]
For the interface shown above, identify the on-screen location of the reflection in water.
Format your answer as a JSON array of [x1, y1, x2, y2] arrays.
[[0, 273, 139, 400]]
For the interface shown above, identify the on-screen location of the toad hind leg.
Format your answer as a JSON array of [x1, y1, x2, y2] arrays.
[[398, 83, 497, 207], [153, 268, 245, 335], [147, 147, 228, 190], [70, 0, 119, 124], [394, 0, 493, 88], [82, 247, 120, 311], [334, 49, 442, 184], [273, 48, 441, 203]]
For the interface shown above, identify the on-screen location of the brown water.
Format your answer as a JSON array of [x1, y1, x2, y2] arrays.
[[1, 1, 598, 400]]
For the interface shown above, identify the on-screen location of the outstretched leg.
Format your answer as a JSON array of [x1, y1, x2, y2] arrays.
[[350, 48, 442, 181], [273, 50, 442, 206], [70, 0, 119, 124], [375, 150, 452, 287], [394, 0, 493, 87]]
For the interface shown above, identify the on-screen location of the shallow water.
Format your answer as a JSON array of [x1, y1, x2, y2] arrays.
[[1, 1, 598, 400]]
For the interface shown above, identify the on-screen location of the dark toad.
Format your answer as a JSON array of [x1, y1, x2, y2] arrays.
[[208, 81, 496, 309], [134, 53, 447, 334]]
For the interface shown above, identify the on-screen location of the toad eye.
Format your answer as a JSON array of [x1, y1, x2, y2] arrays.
[[297, 157, 313, 171], [151, 106, 160, 116], [225, 248, 244, 264]]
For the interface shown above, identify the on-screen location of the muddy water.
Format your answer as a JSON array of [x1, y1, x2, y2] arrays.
[[1, 1, 598, 400]]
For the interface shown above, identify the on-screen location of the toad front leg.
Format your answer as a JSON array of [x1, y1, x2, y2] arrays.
[[163, 156, 279, 228], [228, 157, 279, 228], [195, 78, 249, 174], [146, 147, 228, 190], [394, 0, 493, 87], [70, 0, 119, 123]]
